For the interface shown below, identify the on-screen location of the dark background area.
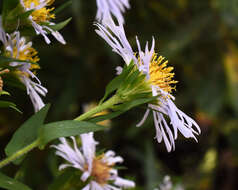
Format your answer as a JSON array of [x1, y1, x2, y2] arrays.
[[1, 0, 238, 189]]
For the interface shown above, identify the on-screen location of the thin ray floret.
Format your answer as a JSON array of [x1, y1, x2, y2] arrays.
[[95, 20, 201, 152]]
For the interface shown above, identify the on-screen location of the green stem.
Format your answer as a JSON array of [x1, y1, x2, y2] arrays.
[[75, 95, 121, 121], [0, 139, 40, 169], [0, 95, 121, 169]]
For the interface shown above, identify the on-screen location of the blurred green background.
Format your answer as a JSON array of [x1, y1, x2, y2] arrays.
[[1, 0, 238, 189]]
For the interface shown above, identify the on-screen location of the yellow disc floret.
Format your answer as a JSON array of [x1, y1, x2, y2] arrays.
[[22, 0, 55, 23], [5, 41, 40, 69], [5, 36, 40, 77], [12, 46, 39, 65], [148, 54, 177, 94], [84, 155, 112, 185]]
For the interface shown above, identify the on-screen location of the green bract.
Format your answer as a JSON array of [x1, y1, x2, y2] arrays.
[[100, 61, 153, 104]]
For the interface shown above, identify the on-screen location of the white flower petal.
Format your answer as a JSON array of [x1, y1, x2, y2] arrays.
[[113, 177, 135, 188], [95, 20, 136, 65], [136, 108, 150, 127], [81, 171, 91, 182], [81, 132, 98, 173], [91, 181, 104, 190], [96, 0, 130, 24], [53, 133, 135, 189], [0, 31, 47, 112], [19, 0, 66, 44], [82, 184, 90, 190], [52, 137, 85, 171]]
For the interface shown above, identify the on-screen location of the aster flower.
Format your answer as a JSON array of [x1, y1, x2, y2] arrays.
[[0, 30, 47, 112], [95, 21, 200, 152], [96, 0, 130, 24], [52, 133, 135, 190], [19, 0, 66, 44]]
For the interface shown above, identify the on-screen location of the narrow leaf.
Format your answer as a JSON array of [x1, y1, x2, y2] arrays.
[[0, 91, 10, 96], [4, 73, 26, 90], [38, 120, 105, 148], [0, 100, 21, 113], [0, 55, 39, 66], [46, 18, 72, 31], [18, 10, 34, 19], [0, 172, 31, 190], [2, 0, 19, 19], [99, 62, 134, 104], [5, 104, 50, 164]]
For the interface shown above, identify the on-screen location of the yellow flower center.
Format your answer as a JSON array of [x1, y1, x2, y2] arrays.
[[13, 46, 39, 65], [22, 0, 55, 23], [146, 54, 177, 94], [85, 155, 112, 185], [5, 37, 40, 77]]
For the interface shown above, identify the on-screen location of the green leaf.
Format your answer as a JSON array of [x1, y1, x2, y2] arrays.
[[0, 90, 10, 96], [99, 62, 134, 104], [5, 4, 24, 21], [4, 73, 26, 90], [45, 18, 72, 31], [99, 75, 124, 104], [19, 26, 36, 37], [5, 104, 50, 164], [53, 0, 72, 15], [2, 0, 18, 10], [38, 120, 105, 148], [2, 0, 19, 20], [2, 2, 26, 33], [0, 172, 31, 190], [118, 69, 140, 92], [18, 9, 34, 19], [0, 100, 21, 113], [0, 55, 39, 67]]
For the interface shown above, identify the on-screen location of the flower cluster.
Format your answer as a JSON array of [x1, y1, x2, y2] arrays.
[[0, 22, 47, 111], [1, 31, 48, 111], [19, 0, 65, 44], [0, 0, 68, 111], [0, 0, 200, 189]]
